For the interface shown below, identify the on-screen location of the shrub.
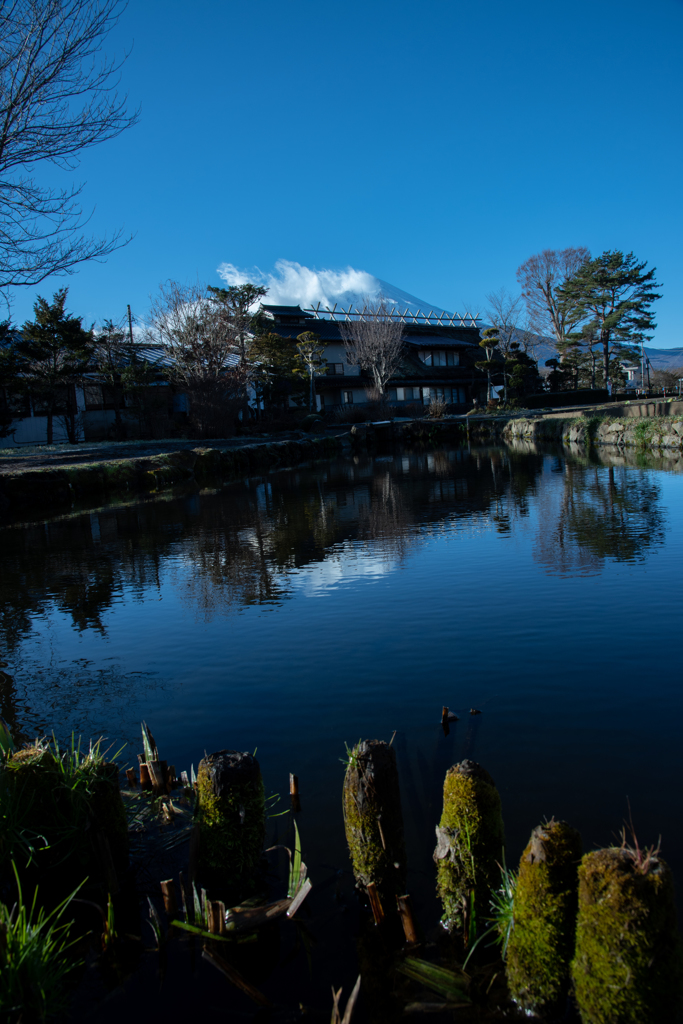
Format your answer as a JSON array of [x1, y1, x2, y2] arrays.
[[426, 398, 447, 419]]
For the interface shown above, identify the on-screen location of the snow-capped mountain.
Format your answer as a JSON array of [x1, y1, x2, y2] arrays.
[[216, 259, 472, 318]]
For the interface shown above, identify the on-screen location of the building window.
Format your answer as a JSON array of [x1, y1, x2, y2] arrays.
[[418, 349, 459, 367], [343, 391, 353, 404], [396, 387, 405, 401], [326, 362, 344, 375]]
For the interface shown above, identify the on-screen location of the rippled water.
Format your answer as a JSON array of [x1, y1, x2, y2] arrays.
[[1, 442, 682, 1016]]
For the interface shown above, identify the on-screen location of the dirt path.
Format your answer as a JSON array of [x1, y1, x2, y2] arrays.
[[0, 434, 308, 474]]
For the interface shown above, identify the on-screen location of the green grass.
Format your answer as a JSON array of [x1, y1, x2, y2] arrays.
[[0, 864, 83, 1022], [0, 734, 121, 872]]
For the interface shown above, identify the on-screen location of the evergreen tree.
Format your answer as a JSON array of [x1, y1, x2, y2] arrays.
[[505, 342, 543, 400], [249, 331, 304, 410], [17, 289, 93, 443], [206, 284, 268, 365], [0, 320, 19, 438], [558, 251, 660, 388]]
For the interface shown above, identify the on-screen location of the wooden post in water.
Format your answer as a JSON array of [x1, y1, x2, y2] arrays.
[[571, 847, 683, 1023], [290, 772, 301, 812], [160, 879, 178, 919], [506, 820, 582, 1017], [343, 739, 406, 909], [196, 749, 266, 899], [396, 894, 419, 944], [434, 759, 504, 934], [138, 755, 151, 790]]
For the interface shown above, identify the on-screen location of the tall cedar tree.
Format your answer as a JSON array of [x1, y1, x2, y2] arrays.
[[17, 289, 93, 443], [558, 252, 661, 387]]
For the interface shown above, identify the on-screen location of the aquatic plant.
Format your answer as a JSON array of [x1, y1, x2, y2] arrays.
[[433, 760, 504, 933], [462, 853, 517, 969], [505, 819, 582, 1015], [0, 864, 83, 1022], [397, 957, 470, 1004], [571, 841, 683, 1023], [331, 975, 362, 1024]]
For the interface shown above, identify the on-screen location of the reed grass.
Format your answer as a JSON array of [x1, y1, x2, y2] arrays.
[[0, 864, 83, 1022]]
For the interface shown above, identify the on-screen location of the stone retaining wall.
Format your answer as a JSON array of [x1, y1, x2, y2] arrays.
[[502, 415, 683, 450], [0, 435, 343, 518]]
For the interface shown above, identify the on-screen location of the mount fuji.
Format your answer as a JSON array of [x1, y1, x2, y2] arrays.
[[216, 259, 474, 319]]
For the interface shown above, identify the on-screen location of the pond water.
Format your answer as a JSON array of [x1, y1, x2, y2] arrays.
[[1, 442, 682, 1018]]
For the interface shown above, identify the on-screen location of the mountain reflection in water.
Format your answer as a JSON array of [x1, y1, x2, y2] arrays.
[[0, 442, 681, 938], [0, 446, 666, 653]]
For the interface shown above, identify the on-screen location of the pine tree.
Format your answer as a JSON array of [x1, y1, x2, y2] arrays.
[[558, 252, 661, 389], [17, 289, 93, 443], [249, 331, 304, 410]]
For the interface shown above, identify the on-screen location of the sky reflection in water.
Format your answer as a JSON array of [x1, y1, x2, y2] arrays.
[[0, 443, 681, 916]]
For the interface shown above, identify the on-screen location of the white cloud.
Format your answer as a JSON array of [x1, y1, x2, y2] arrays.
[[216, 258, 382, 309]]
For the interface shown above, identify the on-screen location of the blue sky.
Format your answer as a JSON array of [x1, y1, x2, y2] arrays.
[[11, 0, 683, 347]]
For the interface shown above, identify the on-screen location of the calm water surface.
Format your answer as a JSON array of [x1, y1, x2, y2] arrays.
[[1, 442, 681, 1015]]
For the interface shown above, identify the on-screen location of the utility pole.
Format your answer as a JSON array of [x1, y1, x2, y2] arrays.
[[127, 304, 134, 346]]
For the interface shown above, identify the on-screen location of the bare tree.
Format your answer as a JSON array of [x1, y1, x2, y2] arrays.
[[649, 367, 683, 395], [0, 0, 138, 296], [516, 247, 591, 348], [294, 331, 326, 411], [147, 281, 247, 438], [484, 288, 536, 402], [484, 287, 524, 356], [339, 298, 405, 398]]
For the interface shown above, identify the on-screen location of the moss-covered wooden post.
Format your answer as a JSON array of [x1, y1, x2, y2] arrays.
[[196, 749, 265, 898], [571, 847, 683, 1024], [343, 740, 406, 910], [433, 759, 504, 933], [506, 819, 581, 1015]]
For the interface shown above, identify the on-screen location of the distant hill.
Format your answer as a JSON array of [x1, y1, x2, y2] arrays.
[[519, 339, 683, 371], [644, 346, 683, 369]]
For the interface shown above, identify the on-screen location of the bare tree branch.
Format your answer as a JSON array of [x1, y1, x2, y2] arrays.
[[484, 287, 525, 356], [338, 297, 405, 397], [0, 0, 139, 293], [147, 281, 242, 392], [516, 247, 590, 347]]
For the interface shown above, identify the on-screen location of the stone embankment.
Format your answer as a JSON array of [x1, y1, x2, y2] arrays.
[[0, 434, 344, 518], [502, 414, 683, 451]]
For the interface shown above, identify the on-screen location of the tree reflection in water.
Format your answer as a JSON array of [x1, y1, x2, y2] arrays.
[[531, 453, 666, 575], [0, 443, 670, 737], [0, 447, 669, 643]]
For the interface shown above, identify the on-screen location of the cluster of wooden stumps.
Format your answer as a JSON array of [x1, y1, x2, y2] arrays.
[[342, 738, 683, 1023], [7, 726, 682, 1021]]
